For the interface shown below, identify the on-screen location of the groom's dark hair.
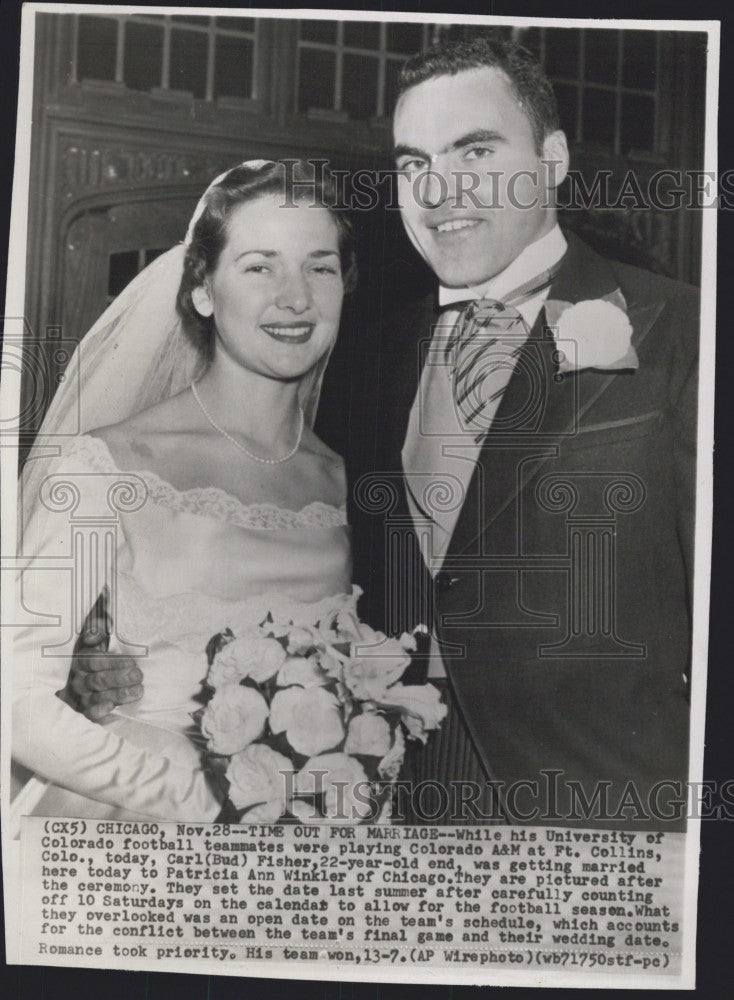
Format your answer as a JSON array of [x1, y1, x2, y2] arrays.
[[178, 160, 356, 356], [397, 36, 560, 155]]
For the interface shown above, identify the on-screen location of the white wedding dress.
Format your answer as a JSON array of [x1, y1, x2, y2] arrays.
[[12, 433, 352, 823]]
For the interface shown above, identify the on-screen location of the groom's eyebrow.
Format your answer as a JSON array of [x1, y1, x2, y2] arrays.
[[308, 250, 340, 258], [394, 130, 506, 161], [452, 129, 506, 149], [393, 143, 431, 162]]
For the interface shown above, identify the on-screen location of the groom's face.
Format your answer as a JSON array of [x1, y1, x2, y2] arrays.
[[393, 67, 567, 288]]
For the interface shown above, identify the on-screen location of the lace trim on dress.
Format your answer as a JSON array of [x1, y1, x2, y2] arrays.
[[65, 434, 348, 530], [116, 572, 359, 653]]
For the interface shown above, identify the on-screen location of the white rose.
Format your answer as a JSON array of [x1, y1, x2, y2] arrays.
[[320, 646, 347, 680], [295, 753, 373, 822], [200, 686, 268, 755], [285, 626, 318, 655], [226, 743, 294, 813], [554, 300, 634, 371], [269, 686, 344, 756], [377, 683, 447, 742], [378, 726, 406, 780], [349, 621, 388, 649], [276, 655, 329, 688], [334, 610, 363, 642], [266, 599, 321, 638], [207, 634, 287, 688], [344, 712, 392, 757], [343, 635, 411, 701]]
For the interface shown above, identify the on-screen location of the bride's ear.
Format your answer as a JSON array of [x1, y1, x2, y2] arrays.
[[191, 283, 214, 318]]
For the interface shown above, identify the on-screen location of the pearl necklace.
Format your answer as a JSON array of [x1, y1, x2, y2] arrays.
[[191, 380, 304, 465]]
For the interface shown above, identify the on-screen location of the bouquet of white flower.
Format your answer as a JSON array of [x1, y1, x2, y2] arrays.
[[193, 589, 446, 823]]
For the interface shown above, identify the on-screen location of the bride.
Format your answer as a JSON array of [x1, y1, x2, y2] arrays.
[[12, 160, 358, 822]]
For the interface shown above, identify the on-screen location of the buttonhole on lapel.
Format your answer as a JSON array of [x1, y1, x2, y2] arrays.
[[552, 346, 567, 383]]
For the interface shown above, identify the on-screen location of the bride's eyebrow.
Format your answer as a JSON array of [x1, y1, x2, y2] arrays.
[[234, 249, 278, 261], [233, 249, 339, 262]]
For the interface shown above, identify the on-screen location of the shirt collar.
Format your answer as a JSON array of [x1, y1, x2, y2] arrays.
[[438, 224, 568, 308]]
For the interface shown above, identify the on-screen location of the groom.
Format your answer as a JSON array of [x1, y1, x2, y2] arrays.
[[69, 37, 697, 829], [342, 37, 697, 829]]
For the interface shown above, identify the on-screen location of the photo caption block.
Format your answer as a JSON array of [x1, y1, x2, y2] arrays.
[[19, 819, 684, 975]]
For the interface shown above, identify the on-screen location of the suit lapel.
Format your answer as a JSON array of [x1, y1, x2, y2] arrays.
[[446, 233, 666, 559], [387, 293, 440, 467]]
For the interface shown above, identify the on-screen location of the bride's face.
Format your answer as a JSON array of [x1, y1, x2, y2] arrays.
[[193, 193, 344, 380]]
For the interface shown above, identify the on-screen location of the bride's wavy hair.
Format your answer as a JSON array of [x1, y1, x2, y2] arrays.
[[177, 160, 357, 357]]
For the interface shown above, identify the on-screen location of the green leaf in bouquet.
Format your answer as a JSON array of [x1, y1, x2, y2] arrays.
[[239, 675, 263, 693], [349, 753, 385, 782], [202, 751, 231, 799], [266, 728, 309, 769], [191, 686, 209, 707], [259, 673, 280, 704], [185, 715, 209, 754], [369, 780, 396, 823], [215, 797, 246, 824], [206, 627, 235, 666]]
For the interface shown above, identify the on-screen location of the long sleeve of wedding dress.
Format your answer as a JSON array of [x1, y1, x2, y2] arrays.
[[13, 440, 222, 821]]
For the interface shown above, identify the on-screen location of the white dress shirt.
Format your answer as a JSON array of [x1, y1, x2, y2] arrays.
[[401, 225, 567, 676]]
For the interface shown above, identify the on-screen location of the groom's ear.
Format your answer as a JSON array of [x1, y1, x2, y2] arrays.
[[541, 130, 570, 191], [191, 283, 214, 318]]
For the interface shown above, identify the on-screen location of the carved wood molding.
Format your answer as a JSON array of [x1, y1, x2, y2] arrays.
[[58, 135, 233, 203]]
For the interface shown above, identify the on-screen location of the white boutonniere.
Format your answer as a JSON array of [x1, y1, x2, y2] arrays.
[[545, 289, 639, 374]]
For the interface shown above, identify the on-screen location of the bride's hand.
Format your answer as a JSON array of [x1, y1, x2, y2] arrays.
[[57, 614, 144, 723]]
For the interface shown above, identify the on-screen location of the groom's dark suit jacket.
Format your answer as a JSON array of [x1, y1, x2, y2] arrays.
[[329, 232, 698, 830]]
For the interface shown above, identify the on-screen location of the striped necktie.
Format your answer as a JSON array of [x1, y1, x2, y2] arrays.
[[445, 261, 563, 440]]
